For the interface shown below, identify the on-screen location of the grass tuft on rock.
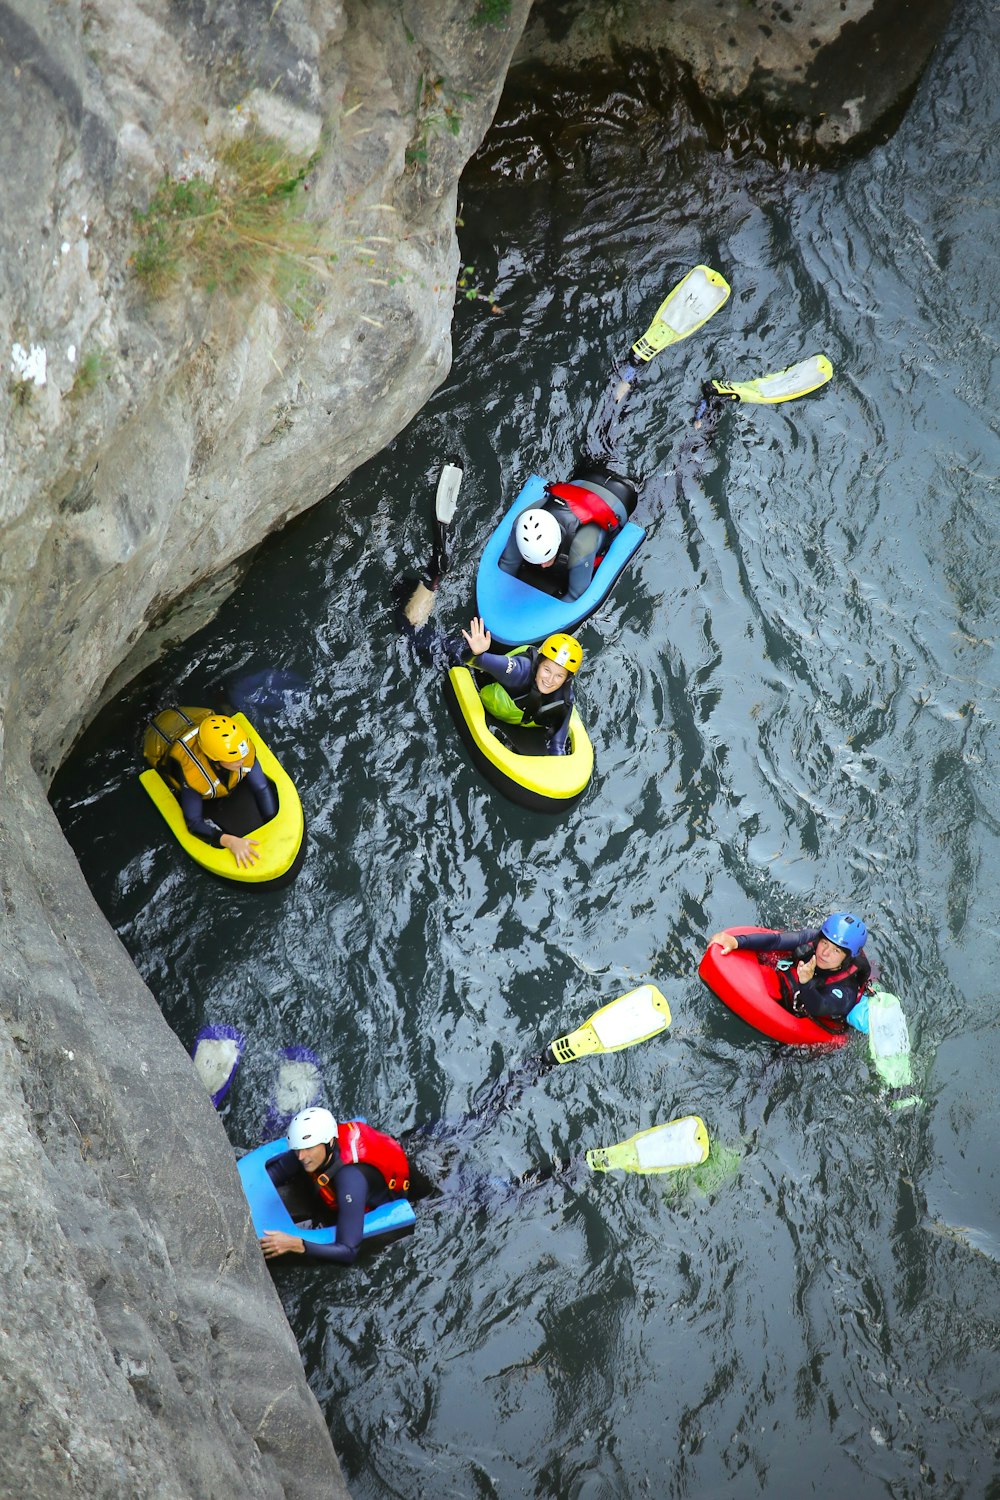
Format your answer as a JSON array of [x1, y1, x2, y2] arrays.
[[472, 0, 512, 25], [69, 349, 111, 398], [131, 131, 320, 308]]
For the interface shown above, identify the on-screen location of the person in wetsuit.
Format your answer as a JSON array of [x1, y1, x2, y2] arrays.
[[461, 616, 582, 756], [149, 709, 278, 869], [706, 912, 871, 1022], [260, 1107, 412, 1266], [497, 470, 637, 602]]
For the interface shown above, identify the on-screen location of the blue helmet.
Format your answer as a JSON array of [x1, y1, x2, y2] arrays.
[[820, 911, 867, 957]]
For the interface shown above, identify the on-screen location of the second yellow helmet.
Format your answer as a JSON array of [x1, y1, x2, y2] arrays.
[[538, 633, 583, 675]]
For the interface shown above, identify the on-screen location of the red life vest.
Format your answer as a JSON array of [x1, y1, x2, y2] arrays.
[[311, 1121, 411, 1212], [759, 948, 860, 991], [766, 950, 864, 1033], [821, 961, 860, 989], [547, 481, 621, 531]]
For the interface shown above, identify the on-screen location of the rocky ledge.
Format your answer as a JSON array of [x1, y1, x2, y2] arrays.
[[516, 0, 957, 152]]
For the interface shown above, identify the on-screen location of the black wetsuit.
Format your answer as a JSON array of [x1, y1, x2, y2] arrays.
[[732, 928, 870, 1020], [267, 1150, 394, 1265], [180, 758, 277, 846]]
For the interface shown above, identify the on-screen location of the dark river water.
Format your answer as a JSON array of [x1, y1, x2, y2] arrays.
[[53, 3, 1000, 1495]]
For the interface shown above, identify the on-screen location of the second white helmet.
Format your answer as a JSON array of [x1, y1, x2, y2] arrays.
[[287, 1106, 337, 1150], [515, 508, 561, 565]]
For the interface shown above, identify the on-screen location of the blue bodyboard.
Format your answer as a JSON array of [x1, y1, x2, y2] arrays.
[[238, 1137, 416, 1246], [476, 474, 646, 646]]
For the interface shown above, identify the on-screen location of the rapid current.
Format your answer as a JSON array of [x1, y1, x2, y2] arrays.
[[54, 2, 1000, 1494]]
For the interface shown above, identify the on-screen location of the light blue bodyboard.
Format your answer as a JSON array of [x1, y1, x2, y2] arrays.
[[476, 474, 646, 645], [238, 1137, 416, 1246]]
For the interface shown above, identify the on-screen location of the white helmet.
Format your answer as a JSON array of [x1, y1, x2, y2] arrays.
[[515, 508, 561, 565], [287, 1106, 336, 1150]]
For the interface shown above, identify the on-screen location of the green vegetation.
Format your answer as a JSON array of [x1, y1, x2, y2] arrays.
[[472, 0, 512, 25], [406, 74, 466, 166], [457, 263, 500, 309], [131, 131, 320, 308], [69, 349, 111, 398], [8, 378, 33, 409]]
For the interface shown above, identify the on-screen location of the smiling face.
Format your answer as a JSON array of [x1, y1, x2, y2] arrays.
[[534, 658, 569, 694], [815, 936, 849, 970], [295, 1142, 331, 1174]]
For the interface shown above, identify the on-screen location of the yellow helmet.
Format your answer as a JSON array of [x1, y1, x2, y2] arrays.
[[198, 714, 250, 763], [538, 633, 583, 675]]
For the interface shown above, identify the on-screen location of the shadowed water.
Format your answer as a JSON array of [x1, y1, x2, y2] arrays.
[[54, 3, 1000, 1494]]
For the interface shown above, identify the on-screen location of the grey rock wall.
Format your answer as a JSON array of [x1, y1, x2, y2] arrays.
[[1, 744, 346, 1497], [3, 0, 528, 782], [0, 0, 949, 1493]]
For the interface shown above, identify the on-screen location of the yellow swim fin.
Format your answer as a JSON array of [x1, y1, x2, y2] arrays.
[[630, 266, 732, 363], [710, 353, 833, 404], [587, 1116, 710, 1175], [547, 985, 671, 1064]]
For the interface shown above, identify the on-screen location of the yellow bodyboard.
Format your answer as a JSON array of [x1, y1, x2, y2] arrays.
[[448, 665, 593, 804], [139, 713, 303, 884]]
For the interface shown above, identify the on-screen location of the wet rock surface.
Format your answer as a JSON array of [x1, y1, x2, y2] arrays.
[[516, 0, 957, 151]]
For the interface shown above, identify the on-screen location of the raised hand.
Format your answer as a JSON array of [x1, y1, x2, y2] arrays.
[[461, 616, 492, 657]]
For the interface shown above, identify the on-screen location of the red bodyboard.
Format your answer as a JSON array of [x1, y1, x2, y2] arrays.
[[698, 927, 849, 1047]]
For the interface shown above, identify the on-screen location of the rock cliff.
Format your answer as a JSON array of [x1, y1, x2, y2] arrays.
[[1, 1, 528, 1494]]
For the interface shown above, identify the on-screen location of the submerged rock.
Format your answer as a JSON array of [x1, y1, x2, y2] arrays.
[[516, 0, 957, 153]]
